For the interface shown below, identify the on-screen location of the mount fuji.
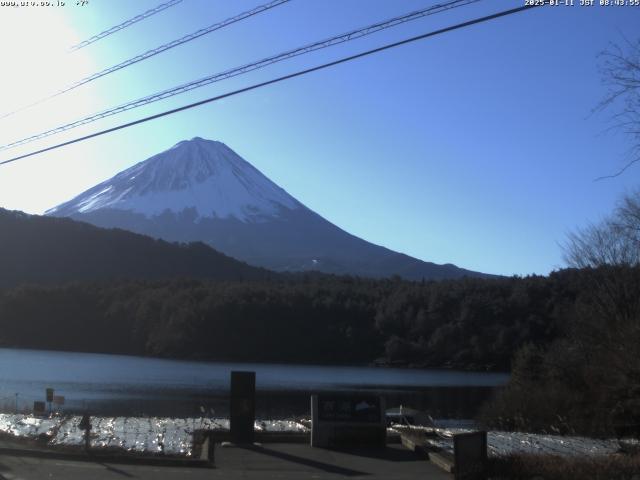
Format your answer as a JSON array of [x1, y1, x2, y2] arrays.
[[48, 137, 483, 280]]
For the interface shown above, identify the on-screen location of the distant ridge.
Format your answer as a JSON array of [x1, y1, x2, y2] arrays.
[[48, 138, 487, 280], [0, 208, 270, 288]]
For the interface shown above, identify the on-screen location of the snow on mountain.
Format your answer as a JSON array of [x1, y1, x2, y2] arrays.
[[47, 137, 301, 221]]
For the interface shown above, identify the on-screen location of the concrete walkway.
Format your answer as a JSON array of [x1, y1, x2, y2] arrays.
[[215, 443, 452, 478], [0, 443, 452, 479]]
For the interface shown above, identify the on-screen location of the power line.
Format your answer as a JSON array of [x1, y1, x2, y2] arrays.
[[69, 0, 185, 52], [1, 0, 290, 120], [0, 0, 480, 151], [0, 3, 544, 167]]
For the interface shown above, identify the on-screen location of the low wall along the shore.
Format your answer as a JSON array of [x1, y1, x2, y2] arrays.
[[0, 413, 626, 460]]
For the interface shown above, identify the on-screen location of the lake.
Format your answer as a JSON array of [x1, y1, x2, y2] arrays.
[[0, 348, 509, 418]]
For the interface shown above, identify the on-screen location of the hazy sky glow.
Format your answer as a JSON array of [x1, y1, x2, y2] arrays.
[[0, 0, 638, 276]]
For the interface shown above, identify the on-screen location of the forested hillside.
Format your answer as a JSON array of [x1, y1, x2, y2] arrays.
[[0, 208, 271, 287], [0, 269, 607, 371]]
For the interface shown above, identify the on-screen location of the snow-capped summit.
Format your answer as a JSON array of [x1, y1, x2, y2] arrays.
[[47, 137, 301, 221], [48, 138, 486, 280]]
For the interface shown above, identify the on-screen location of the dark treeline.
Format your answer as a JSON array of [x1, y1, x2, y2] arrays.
[[0, 268, 598, 371], [480, 265, 640, 436]]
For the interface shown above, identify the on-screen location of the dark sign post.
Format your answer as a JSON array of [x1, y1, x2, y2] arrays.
[[79, 414, 92, 452], [454, 431, 488, 480], [46, 388, 54, 414], [229, 371, 255, 444]]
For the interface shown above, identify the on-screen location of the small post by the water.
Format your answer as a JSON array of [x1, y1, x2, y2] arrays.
[[79, 413, 92, 452], [14, 393, 18, 413], [53, 395, 65, 414], [46, 388, 54, 415], [229, 371, 256, 445]]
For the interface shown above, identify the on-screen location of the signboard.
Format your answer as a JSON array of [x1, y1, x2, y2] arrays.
[[311, 394, 386, 448], [33, 401, 46, 416], [53, 395, 65, 405], [454, 431, 487, 480], [317, 395, 382, 423], [230, 371, 255, 444], [46, 388, 54, 403]]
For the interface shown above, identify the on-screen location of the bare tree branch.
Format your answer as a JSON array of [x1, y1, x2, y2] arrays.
[[563, 190, 640, 267], [594, 158, 640, 181], [593, 37, 640, 179]]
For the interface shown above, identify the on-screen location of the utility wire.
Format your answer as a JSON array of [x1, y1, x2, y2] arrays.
[[1, 0, 290, 120], [70, 0, 185, 52], [0, 3, 545, 167], [0, 0, 480, 151]]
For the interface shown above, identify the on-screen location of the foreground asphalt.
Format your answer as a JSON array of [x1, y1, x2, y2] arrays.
[[0, 443, 452, 479]]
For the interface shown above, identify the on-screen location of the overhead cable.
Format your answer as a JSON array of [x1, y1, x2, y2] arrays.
[[0, 0, 480, 151], [70, 0, 185, 52], [2, 0, 291, 120], [0, 3, 546, 167]]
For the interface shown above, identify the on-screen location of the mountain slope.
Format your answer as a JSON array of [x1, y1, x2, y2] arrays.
[[51, 138, 300, 221], [48, 137, 485, 280], [0, 208, 270, 288]]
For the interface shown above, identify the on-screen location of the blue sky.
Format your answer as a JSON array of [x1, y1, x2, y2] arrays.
[[0, 0, 638, 276]]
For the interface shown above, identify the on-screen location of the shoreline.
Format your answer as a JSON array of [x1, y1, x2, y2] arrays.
[[0, 345, 510, 373], [0, 413, 629, 460]]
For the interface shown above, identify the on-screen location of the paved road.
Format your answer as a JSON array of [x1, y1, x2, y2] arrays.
[[0, 444, 452, 479]]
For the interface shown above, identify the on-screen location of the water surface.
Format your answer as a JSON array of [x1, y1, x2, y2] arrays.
[[0, 348, 508, 417]]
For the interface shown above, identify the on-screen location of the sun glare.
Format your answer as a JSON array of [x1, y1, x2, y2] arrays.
[[0, 7, 98, 143]]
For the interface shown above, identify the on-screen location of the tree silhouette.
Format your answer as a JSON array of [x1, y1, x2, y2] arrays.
[[595, 36, 640, 179]]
